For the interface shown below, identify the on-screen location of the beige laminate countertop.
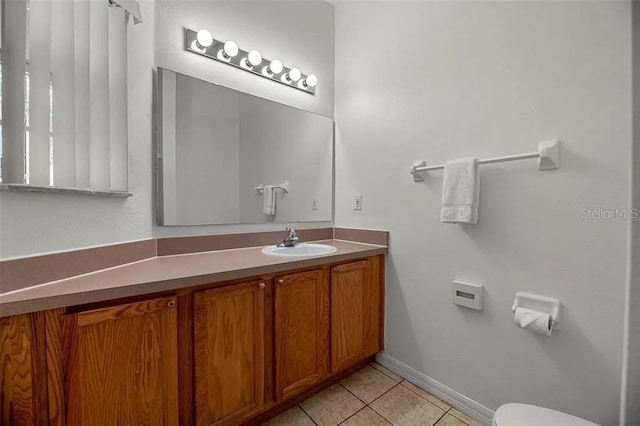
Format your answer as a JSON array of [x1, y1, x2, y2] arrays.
[[0, 239, 387, 317]]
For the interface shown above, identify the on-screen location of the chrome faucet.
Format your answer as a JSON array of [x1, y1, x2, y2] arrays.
[[278, 227, 300, 247]]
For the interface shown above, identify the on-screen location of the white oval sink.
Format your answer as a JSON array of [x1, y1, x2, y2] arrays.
[[261, 243, 337, 257]]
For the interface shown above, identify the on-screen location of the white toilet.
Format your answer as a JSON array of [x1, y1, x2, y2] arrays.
[[493, 403, 599, 426]]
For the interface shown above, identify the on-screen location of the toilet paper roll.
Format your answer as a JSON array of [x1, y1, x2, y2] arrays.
[[514, 307, 553, 336]]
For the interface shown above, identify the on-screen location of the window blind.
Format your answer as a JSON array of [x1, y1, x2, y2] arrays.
[[1, 0, 142, 191]]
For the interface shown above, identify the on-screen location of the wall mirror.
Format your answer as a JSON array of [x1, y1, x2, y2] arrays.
[[157, 68, 333, 226]]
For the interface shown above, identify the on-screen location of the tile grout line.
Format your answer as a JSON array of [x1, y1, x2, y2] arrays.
[[337, 374, 402, 425], [284, 362, 476, 426], [337, 405, 368, 425], [447, 409, 473, 426], [368, 401, 396, 425], [371, 362, 404, 383], [297, 403, 319, 426], [295, 367, 398, 426], [432, 410, 449, 426], [399, 380, 453, 413], [337, 367, 400, 425], [337, 382, 369, 406], [366, 382, 406, 425], [364, 382, 402, 407], [398, 383, 472, 426], [371, 363, 480, 425], [362, 401, 393, 426], [367, 380, 465, 426]]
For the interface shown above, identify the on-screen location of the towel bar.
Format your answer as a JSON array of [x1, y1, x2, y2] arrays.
[[255, 180, 290, 193], [410, 140, 561, 182]]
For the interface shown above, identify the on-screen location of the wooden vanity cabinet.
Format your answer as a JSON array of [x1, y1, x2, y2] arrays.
[[46, 297, 179, 426], [274, 268, 330, 401], [193, 280, 266, 426], [0, 254, 385, 425]]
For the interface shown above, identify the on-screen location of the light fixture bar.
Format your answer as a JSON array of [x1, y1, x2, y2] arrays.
[[184, 29, 317, 95]]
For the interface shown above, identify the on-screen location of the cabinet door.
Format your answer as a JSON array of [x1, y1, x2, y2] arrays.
[[194, 281, 265, 426], [0, 313, 48, 426], [275, 269, 329, 401], [331, 258, 380, 372], [58, 297, 179, 425]]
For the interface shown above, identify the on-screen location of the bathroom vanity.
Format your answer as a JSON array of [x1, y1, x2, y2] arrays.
[[0, 239, 385, 425]]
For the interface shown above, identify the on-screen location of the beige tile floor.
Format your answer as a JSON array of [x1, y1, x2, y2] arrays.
[[263, 363, 489, 426]]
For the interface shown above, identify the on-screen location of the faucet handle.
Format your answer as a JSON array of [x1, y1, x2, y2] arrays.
[[277, 227, 299, 247]]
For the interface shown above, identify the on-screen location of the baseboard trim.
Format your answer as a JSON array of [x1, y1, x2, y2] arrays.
[[376, 352, 495, 425]]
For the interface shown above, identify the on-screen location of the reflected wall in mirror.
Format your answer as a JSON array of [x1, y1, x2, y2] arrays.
[[157, 68, 333, 226]]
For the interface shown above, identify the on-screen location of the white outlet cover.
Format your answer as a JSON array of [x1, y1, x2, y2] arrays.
[[312, 197, 318, 210]]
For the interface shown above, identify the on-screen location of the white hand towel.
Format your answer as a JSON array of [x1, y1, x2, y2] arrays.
[[440, 158, 479, 224], [262, 185, 276, 216]]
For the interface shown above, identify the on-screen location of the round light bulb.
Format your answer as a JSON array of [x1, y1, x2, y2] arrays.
[[223, 41, 239, 58], [196, 29, 213, 48], [268, 59, 283, 75], [247, 50, 262, 67], [304, 74, 318, 88], [287, 68, 301, 82]]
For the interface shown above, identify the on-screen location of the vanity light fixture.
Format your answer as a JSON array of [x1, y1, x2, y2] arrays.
[[184, 28, 317, 95], [246, 50, 262, 67], [221, 41, 239, 59], [266, 59, 283, 75], [302, 74, 318, 88], [286, 67, 301, 83], [196, 29, 213, 49]]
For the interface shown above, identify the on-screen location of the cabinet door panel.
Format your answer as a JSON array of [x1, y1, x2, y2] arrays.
[[331, 259, 380, 372], [64, 297, 178, 425], [0, 313, 48, 426], [275, 269, 328, 400], [194, 281, 265, 426]]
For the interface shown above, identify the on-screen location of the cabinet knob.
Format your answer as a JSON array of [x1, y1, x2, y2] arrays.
[[259, 282, 266, 289], [167, 300, 176, 308], [277, 279, 285, 285]]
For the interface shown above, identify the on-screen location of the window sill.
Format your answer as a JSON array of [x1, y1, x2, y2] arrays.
[[0, 184, 133, 198]]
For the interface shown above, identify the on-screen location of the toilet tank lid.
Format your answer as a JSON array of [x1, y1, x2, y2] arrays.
[[494, 403, 599, 426]]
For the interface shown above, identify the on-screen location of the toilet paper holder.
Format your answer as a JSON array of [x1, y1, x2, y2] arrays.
[[512, 292, 561, 328]]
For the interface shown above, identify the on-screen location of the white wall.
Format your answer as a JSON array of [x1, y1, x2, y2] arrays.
[[153, 0, 335, 237], [0, 0, 156, 259], [334, 2, 632, 424]]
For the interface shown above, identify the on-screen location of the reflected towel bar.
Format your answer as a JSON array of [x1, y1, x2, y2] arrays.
[[410, 140, 560, 182], [255, 180, 290, 193]]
